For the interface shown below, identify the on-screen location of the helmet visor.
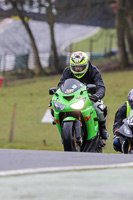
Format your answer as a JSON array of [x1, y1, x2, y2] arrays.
[[71, 64, 87, 73]]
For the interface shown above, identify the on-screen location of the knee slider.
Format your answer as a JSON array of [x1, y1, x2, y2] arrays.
[[97, 104, 107, 117]]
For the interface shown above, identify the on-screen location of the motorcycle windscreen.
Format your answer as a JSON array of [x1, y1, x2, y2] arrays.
[[61, 78, 84, 95], [119, 124, 133, 138]]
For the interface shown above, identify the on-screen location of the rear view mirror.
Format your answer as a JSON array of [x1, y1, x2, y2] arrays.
[[49, 87, 57, 95], [86, 84, 96, 94]]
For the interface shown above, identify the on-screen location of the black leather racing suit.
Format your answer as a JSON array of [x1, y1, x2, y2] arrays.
[[113, 102, 127, 133], [58, 62, 106, 100], [57, 61, 109, 139]]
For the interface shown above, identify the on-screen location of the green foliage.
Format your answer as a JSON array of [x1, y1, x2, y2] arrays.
[[0, 70, 132, 153]]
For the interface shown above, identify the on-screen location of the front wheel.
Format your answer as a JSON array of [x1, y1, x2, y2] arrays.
[[62, 122, 76, 151], [121, 138, 129, 154]]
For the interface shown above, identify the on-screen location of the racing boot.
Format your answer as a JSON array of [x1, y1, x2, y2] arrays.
[[99, 120, 109, 140]]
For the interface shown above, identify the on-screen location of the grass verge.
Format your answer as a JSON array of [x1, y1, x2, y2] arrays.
[[72, 28, 117, 53], [0, 70, 132, 153]]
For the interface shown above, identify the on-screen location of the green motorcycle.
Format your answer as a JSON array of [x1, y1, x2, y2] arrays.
[[49, 78, 105, 152]]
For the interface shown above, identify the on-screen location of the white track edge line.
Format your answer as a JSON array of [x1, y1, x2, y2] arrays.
[[0, 162, 133, 177]]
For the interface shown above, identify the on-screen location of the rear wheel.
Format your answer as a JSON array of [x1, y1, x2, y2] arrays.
[[62, 122, 76, 151], [80, 135, 104, 153]]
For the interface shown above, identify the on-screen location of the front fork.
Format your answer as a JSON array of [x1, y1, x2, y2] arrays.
[[62, 119, 83, 147], [74, 120, 83, 147]]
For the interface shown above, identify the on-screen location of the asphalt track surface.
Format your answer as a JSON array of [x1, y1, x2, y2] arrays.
[[1, 149, 133, 172], [0, 19, 100, 55], [0, 149, 133, 200]]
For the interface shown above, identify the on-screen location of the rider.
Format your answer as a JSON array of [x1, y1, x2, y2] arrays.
[[113, 89, 133, 152], [57, 51, 109, 140]]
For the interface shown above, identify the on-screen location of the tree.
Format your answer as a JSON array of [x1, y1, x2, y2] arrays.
[[0, 0, 70, 74], [1, 0, 119, 71], [38, 0, 72, 72], [115, 0, 129, 69], [4, 0, 44, 75], [126, 0, 133, 59], [39, 0, 59, 72]]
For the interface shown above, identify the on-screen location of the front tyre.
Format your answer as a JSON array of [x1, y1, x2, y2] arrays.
[[121, 139, 129, 154], [62, 122, 76, 151]]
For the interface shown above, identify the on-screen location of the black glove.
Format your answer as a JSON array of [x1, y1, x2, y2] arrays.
[[89, 94, 100, 102]]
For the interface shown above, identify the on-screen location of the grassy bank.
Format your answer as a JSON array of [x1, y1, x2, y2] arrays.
[[0, 70, 132, 153], [72, 28, 117, 53]]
